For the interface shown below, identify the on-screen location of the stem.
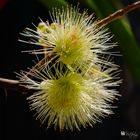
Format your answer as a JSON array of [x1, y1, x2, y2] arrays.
[[0, 1, 140, 93], [97, 1, 140, 26], [0, 77, 35, 93]]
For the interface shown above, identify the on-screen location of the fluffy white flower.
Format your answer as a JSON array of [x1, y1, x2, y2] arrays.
[[19, 6, 121, 131]]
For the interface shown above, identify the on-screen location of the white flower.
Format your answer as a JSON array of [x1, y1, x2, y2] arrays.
[[19, 6, 121, 131]]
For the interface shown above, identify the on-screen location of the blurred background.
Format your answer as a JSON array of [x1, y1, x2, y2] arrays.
[[0, 0, 140, 139]]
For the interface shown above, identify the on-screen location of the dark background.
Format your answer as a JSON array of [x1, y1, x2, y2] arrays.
[[0, 0, 140, 139]]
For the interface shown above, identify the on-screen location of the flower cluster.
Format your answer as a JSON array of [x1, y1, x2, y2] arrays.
[[19, 7, 121, 131]]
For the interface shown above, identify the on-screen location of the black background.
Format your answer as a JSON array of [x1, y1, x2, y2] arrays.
[[0, 0, 140, 139]]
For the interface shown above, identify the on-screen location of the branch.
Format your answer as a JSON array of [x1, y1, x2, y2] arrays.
[[97, 1, 140, 26], [0, 77, 35, 93], [0, 1, 140, 93]]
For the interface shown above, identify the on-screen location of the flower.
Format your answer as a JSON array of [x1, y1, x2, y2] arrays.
[[21, 7, 116, 69], [19, 6, 121, 131], [19, 62, 120, 131]]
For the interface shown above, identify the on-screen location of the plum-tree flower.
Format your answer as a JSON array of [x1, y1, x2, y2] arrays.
[[19, 6, 121, 131]]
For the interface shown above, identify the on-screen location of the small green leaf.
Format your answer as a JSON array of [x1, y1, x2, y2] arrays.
[[40, 0, 67, 9]]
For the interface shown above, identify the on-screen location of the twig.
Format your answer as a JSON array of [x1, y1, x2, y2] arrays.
[[97, 1, 140, 26], [0, 1, 140, 93], [0, 77, 35, 93]]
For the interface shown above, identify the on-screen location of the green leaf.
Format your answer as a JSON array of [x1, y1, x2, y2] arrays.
[[40, 0, 67, 9], [78, 0, 140, 83]]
